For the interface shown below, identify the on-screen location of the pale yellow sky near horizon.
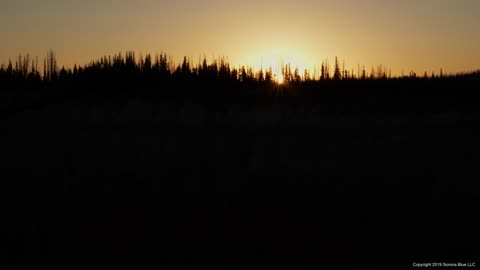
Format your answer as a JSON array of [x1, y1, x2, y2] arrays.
[[1, 0, 479, 76]]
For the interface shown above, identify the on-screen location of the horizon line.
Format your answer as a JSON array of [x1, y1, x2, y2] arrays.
[[1, 50, 479, 81]]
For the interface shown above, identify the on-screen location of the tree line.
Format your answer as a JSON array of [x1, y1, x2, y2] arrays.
[[1, 50, 479, 87]]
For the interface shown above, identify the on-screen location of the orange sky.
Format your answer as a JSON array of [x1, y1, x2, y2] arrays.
[[1, 0, 479, 76]]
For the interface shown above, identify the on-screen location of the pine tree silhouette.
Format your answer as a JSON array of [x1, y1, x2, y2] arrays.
[[333, 56, 341, 80]]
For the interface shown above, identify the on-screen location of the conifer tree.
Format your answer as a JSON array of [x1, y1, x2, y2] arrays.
[[333, 56, 341, 80]]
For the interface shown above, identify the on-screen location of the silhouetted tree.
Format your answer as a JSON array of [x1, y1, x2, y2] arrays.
[[27, 56, 40, 81], [59, 66, 68, 80], [143, 54, 152, 73], [218, 57, 230, 80], [321, 59, 331, 80], [265, 67, 273, 83], [230, 68, 238, 81], [304, 69, 310, 82], [158, 53, 170, 77], [377, 64, 386, 79], [125, 51, 136, 72], [247, 67, 254, 81], [44, 50, 58, 81], [410, 70, 417, 78], [257, 68, 264, 82], [325, 59, 330, 80], [240, 66, 247, 82], [181, 56, 190, 75], [333, 56, 341, 80], [7, 60, 13, 77], [294, 67, 301, 83], [320, 62, 325, 81]]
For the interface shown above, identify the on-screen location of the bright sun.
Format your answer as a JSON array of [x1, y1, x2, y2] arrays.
[[276, 73, 284, 84], [243, 49, 310, 85]]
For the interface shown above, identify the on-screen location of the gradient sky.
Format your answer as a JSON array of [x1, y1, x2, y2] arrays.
[[1, 0, 479, 76]]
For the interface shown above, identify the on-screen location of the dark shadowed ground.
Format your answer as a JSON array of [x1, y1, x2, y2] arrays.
[[2, 82, 479, 268]]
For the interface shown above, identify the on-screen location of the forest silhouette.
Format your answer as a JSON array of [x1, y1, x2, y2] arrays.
[[2, 51, 479, 86], [2, 50, 480, 267], [2, 50, 479, 113]]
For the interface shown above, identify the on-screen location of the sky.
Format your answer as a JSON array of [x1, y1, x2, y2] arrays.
[[1, 0, 479, 76]]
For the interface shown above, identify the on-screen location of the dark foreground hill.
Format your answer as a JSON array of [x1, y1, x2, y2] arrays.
[[2, 79, 479, 268]]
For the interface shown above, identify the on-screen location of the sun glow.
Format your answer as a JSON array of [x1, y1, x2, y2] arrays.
[[239, 45, 313, 81], [276, 73, 284, 84]]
